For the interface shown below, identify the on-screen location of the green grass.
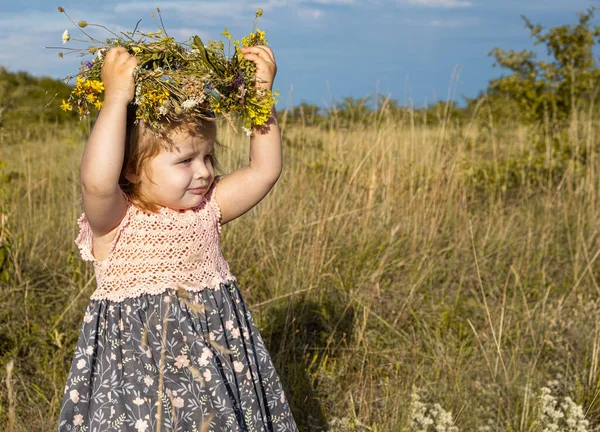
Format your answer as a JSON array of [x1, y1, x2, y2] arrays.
[[1, 108, 600, 431]]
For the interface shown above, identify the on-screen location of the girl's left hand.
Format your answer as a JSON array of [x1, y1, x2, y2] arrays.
[[240, 46, 277, 91]]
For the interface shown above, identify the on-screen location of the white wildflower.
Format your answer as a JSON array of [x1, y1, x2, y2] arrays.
[[62, 29, 70, 44], [158, 105, 170, 116], [242, 126, 253, 137], [410, 389, 458, 432], [181, 99, 199, 110], [538, 386, 590, 432]]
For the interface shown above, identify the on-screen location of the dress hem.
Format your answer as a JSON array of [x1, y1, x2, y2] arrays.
[[89, 277, 238, 303]]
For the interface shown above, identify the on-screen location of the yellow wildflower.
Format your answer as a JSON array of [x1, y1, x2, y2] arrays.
[[241, 29, 267, 47], [60, 99, 72, 111], [221, 28, 232, 41], [87, 79, 104, 93]]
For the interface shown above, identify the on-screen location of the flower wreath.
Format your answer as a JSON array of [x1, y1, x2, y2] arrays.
[[54, 7, 278, 136]]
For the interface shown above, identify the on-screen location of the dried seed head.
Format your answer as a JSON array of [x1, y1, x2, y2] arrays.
[[209, 339, 233, 355], [141, 326, 148, 347], [58, 6, 65, 12], [187, 365, 205, 387], [199, 414, 216, 432], [176, 286, 192, 300], [183, 300, 207, 316]]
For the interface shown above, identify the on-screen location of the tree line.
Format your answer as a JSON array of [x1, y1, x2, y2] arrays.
[[2, 8, 600, 134]]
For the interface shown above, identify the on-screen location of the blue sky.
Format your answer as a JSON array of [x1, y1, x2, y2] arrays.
[[1, 0, 598, 109]]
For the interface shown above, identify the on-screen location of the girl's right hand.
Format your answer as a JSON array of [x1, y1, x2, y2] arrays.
[[101, 47, 140, 105]]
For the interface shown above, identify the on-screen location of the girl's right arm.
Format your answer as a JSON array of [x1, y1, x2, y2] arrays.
[[80, 47, 139, 237]]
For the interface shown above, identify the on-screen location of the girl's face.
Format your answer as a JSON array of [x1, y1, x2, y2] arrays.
[[134, 127, 216, 210]]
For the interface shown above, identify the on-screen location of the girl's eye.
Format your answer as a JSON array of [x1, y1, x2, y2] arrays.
[[180, 158, 192, 164]]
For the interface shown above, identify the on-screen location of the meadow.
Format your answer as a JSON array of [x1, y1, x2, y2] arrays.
[[1, 102, 600, 431]]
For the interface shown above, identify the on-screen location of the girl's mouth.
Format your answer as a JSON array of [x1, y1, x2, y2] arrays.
[[188, 187, 208, 195]]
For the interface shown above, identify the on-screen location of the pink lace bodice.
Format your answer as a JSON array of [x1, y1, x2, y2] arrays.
[[74, 182, 235, 302]]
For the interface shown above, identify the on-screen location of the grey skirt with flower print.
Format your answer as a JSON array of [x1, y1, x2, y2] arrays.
[[57, 281, 298, 432]]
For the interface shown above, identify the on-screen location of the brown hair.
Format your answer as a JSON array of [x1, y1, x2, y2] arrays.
[[119, 104, 221, 212]]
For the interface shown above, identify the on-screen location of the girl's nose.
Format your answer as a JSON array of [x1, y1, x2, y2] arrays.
[[193, 160, 211, 179]]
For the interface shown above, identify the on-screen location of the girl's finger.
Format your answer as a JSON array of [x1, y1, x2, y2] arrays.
[[242, 53, 266, 67], [242, 52, 271, 67], [258, 46, 275, 63], [242, 46, 274, 63], [248, 45, 275, 63], [126, 56, 141, 68], [104, 47, 124, 61]]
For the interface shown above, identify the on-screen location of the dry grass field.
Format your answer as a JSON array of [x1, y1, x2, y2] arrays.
[[1, 107, 600, 430]]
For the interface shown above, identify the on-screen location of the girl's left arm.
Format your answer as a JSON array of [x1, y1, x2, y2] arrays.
[[214, 45, 282, 224]]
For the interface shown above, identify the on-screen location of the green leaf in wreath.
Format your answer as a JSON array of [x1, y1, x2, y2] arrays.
[[192, 36, 224, 77]]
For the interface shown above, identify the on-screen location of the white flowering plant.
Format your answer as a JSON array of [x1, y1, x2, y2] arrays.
[[409, 389, 459, 432], [535, 383, 591, 432]]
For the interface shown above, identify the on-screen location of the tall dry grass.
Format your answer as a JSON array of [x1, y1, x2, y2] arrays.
[[1, 106, 600, 430]]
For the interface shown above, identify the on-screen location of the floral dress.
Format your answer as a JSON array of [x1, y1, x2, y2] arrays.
[[57, 184, 298, 432]]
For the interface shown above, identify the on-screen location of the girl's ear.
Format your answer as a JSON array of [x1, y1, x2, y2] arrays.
[[125, 172, 140, 184]]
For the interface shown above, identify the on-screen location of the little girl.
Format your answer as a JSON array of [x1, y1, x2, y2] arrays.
[[57, 45, 299, 431]]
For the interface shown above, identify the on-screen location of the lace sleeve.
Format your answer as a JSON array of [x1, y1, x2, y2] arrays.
[[74, 213, 96, 262], [74, 200, 133, 263]]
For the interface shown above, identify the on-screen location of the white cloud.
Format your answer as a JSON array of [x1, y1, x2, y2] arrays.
[[114, 2, 239, 18], [298, 8, 325, 20], [429, 18, 465, 27], [115, 0, 356, 17], [306, 0, 354, 4], [408, 0, 472, 8], [0, 30, 77, 79], [166, 27, 211, 41]]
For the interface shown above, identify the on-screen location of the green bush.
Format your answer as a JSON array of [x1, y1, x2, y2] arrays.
[[0, 67, 78, 140], [484, 8, 600, 126], [462, 130, 588, 196]]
